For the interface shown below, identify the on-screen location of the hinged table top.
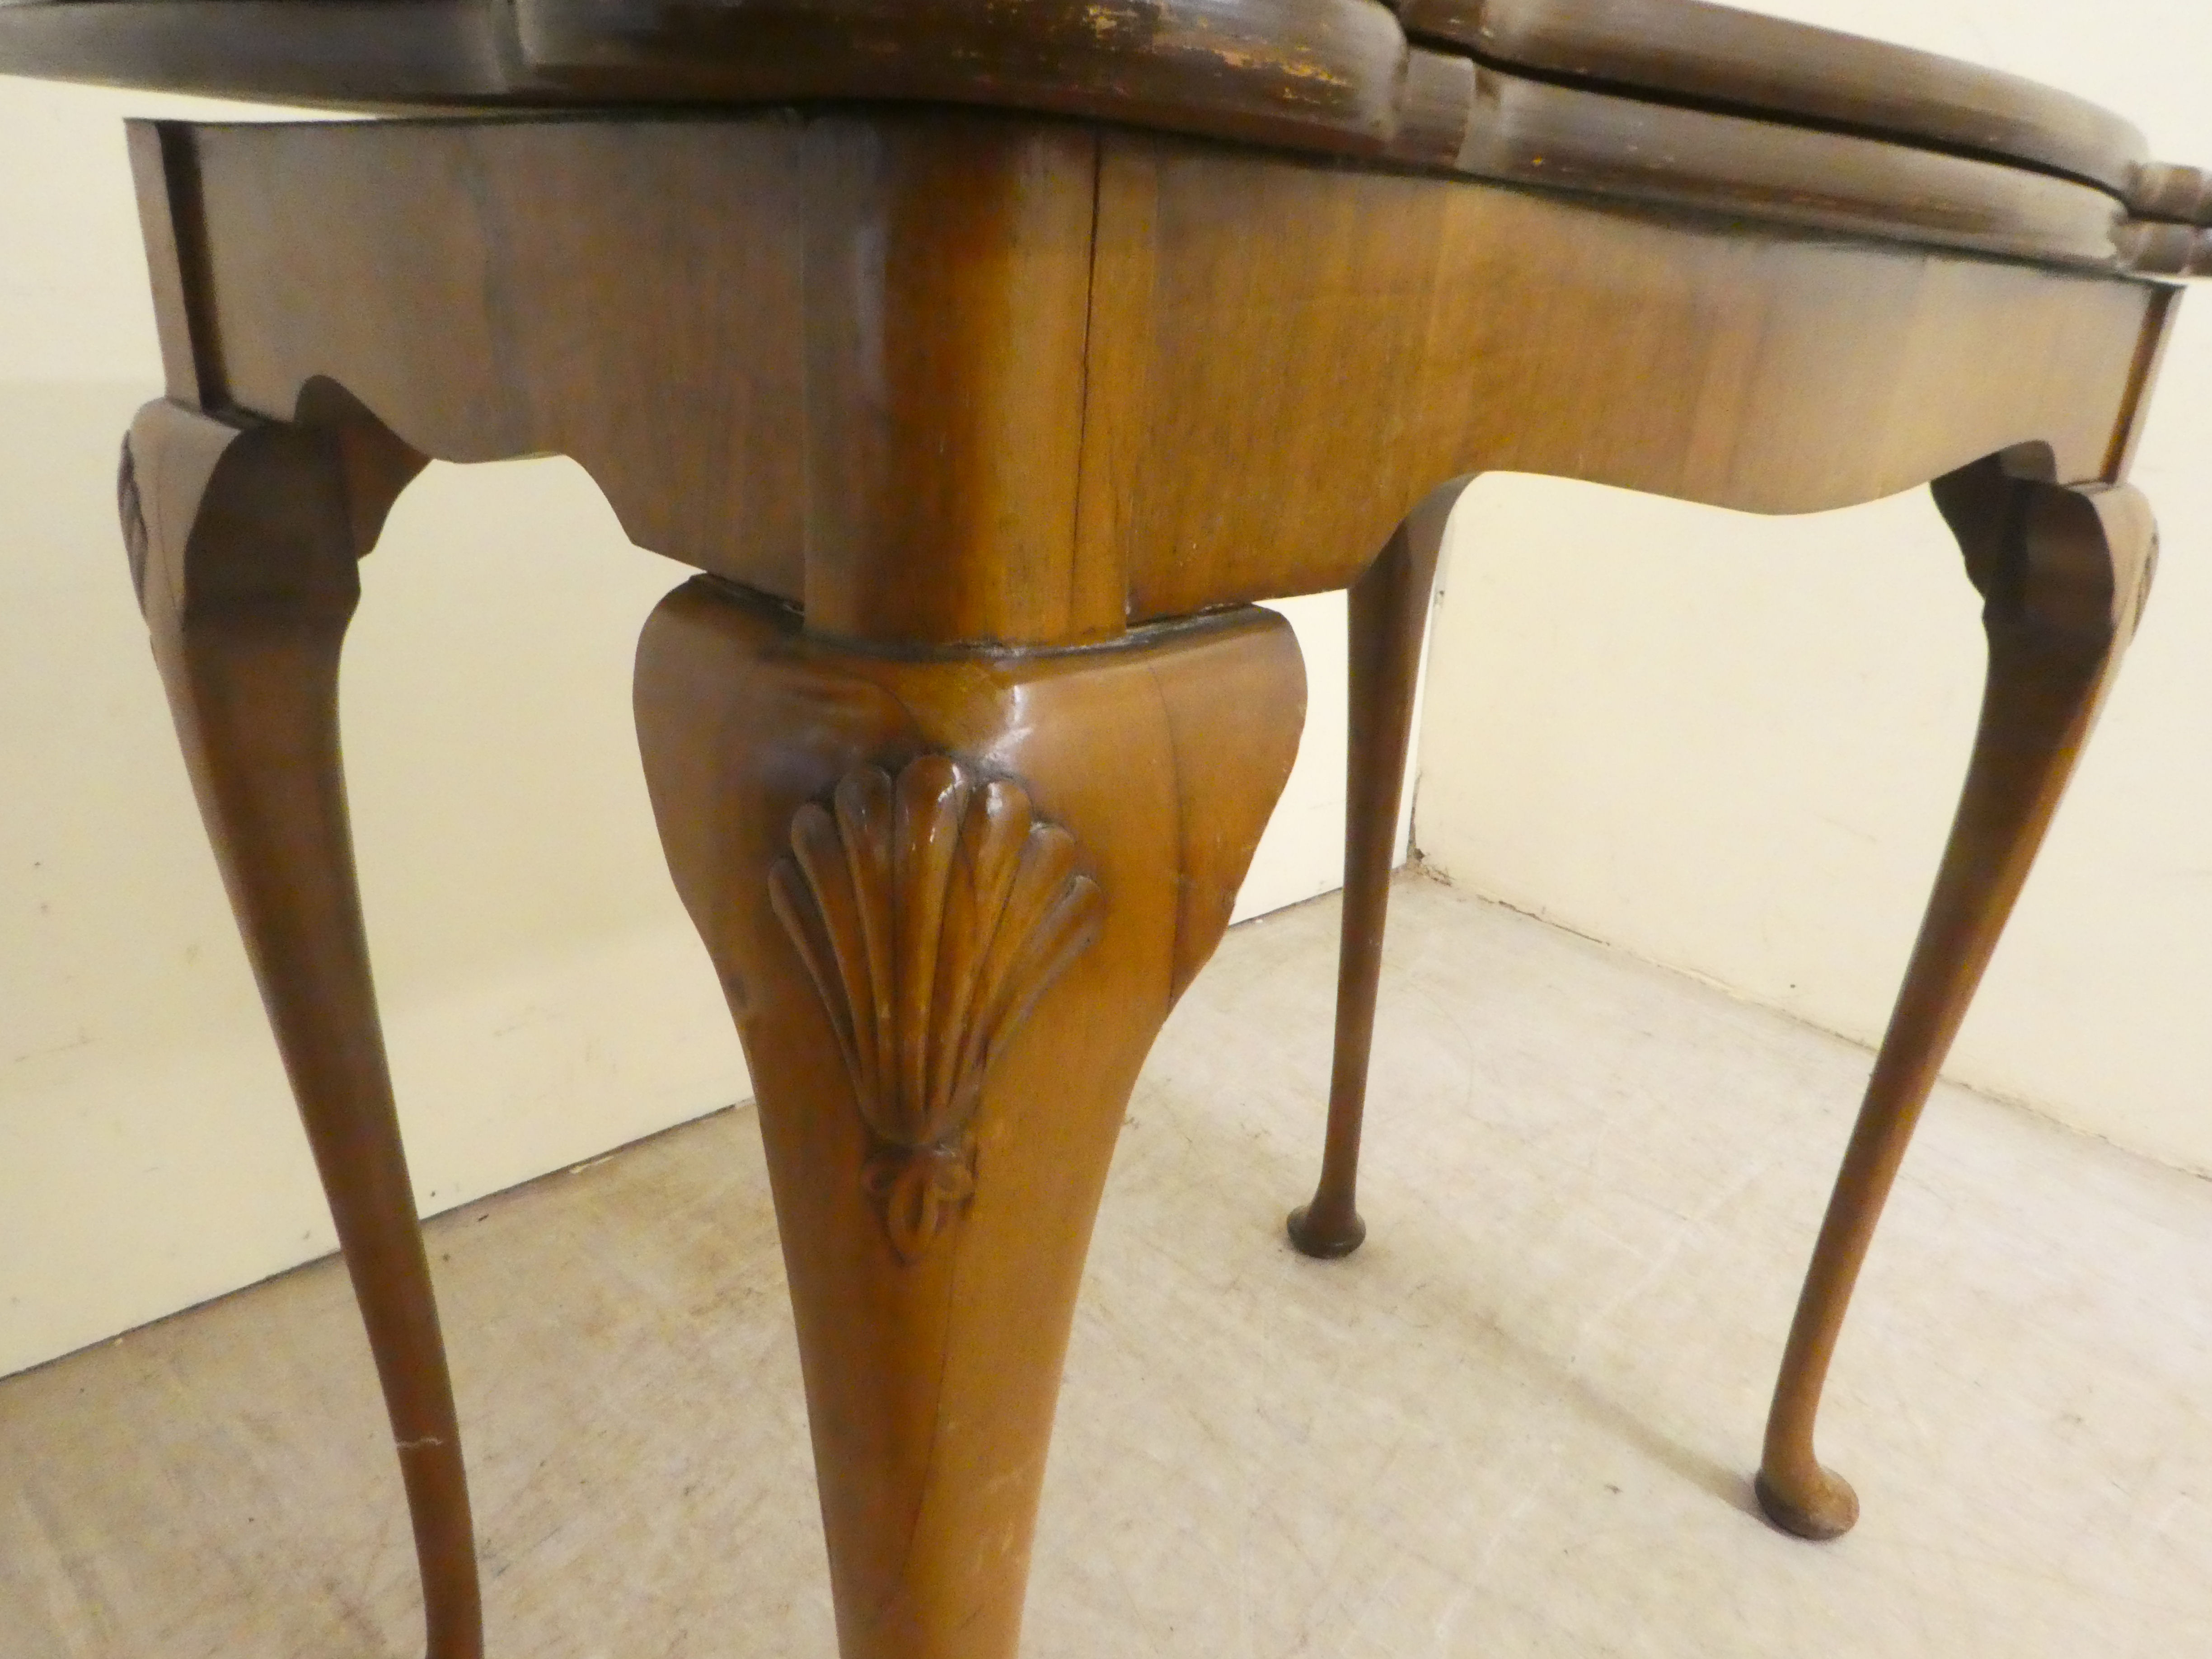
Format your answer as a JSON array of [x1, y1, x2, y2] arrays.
[[0, 0, 2206, 275]]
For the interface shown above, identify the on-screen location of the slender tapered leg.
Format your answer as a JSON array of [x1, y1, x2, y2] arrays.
[[1289, 482, 1468, 1258], [121, 399, 481, 1656], [634, 580, 1304, 1659], [1757, 452, 2158, 1540]]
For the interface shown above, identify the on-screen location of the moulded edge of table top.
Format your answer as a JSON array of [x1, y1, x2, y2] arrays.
[[1392, 0, 2161, 199], [0, 0, 2207, 277]]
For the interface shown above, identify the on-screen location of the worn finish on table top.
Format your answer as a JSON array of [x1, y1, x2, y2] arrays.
[[0, 0, 2208, 277]]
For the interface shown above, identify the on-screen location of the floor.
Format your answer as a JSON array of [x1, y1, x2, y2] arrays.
[[6, 873, 2212, 1658]]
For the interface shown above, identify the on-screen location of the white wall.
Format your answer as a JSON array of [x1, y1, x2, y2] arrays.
[[0, 80, 1371, 1377], [1415, 1, 2212, 1173]]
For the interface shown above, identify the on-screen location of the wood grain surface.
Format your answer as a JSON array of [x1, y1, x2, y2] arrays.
[[1087, 132, 2171, 617], [131, 111, 2173, 648]]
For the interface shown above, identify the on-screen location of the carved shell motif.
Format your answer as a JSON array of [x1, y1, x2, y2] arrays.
[[769, 756, 1104, 1262]]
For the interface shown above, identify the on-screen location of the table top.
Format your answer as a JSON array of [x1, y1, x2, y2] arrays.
[[0, 0, 2206, 276]]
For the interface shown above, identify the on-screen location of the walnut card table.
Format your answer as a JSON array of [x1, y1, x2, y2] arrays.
[[2, 1, 2207, 1654]]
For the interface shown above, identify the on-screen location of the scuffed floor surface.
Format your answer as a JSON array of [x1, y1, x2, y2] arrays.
[[7, 873, 2212, 1657]]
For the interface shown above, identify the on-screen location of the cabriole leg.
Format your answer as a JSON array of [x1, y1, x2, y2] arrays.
[[1757, 453, 2157, 1540], [121, 399, 480, 1657], [1289, 483, 1465, 1259], [633, 580, 1304, 1659]]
